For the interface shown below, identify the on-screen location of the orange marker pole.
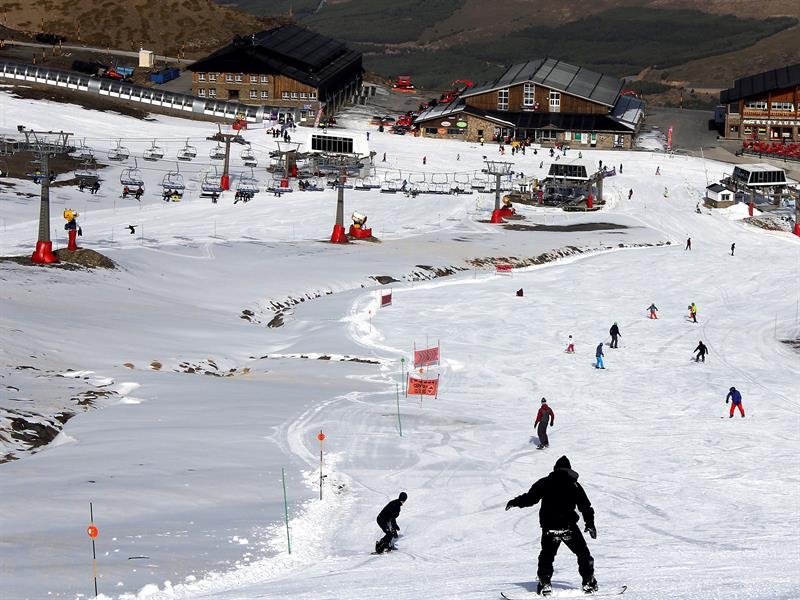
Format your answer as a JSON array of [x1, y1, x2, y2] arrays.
[[317, 430, 326, 500], [87, 502, 99, 597]]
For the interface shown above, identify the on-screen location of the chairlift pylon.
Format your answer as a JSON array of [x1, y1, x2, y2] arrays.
[[108, 139, 130, 161], [177, 138, 197, 161], [143, 139, 164, 162], [120, 158, 144, 187]]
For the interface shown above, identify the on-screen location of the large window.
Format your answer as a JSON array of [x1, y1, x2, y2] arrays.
[[235, 74, 243, 83], [497, 88, 509, 111], [261, 91, 269, 99], [198, 73, 205, 81], [311, 134, 355, 154], [249, 90, 258, 99], [209, 73, 217, 82], [523, 83, 535, 107], [549, 91, 561, 112], [744, 100, 767, 110], [225, 74, 233, 82], [771, 101, 794, 111], [282, 91, 290, 99], [260, 75, 269, 84], [250, 75, 258, 84]]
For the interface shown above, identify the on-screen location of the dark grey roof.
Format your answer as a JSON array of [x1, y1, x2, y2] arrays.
[[609, 95, 645, 131], [707, 183, 732, 193], [414, 101, 632, 133], [188, 24, 362, 88], [720, 63, 800, 103], [463, 58, 623, 107]]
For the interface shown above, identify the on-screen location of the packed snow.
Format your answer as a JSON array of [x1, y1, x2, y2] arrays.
[[0, 87, 799, 600]]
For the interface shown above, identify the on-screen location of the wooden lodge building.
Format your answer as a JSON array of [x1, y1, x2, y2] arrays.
[[414, 58, 644, 149], [187, 24, 362, 125], [719, 63, 800, 142]]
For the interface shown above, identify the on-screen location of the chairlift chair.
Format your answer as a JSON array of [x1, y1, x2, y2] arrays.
[[201, 168, 223, 194], [237, 170, 259, 195], [75, 160, 98, 184], [76, 139, 94, 161], [120, 158, 144, 187], [160, 165, 185, 191], [209, 144, 225, 160], [108, 140, 130, 161], [143, 139, 164, 161], [241, 145, 257, 167], [177, 138, 197, 161]]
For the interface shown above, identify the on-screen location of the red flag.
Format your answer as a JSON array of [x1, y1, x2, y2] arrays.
[[380, 292, 392, 307]]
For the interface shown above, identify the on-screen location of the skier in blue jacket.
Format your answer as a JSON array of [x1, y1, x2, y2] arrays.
[[726, 387, 745, 418], [595, 343, 605, 369]]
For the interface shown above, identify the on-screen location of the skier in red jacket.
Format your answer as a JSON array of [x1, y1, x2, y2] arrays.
[[535, 398, 555, 449]]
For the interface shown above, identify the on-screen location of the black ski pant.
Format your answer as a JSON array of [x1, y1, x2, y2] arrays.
[[610, 334, 619, 348], [376, 518, 397, 551], [537, 421, 550, 447], [537, 525, 594, 584]]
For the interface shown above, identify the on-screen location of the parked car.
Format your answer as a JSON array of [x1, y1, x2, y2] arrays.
[[35, 33, 67, 45]]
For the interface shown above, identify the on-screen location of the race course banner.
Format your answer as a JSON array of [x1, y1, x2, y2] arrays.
[[407, 374, 439, 398], [413, 343, 440, 368]]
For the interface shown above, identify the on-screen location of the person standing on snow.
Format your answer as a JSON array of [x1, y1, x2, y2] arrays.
[[685, 237, 692, 251], [609, 322, 621, 348], [731, 242, 735, 256], [689, 302, 698, 323], [375, 492, 407, 554], [505, 455, 598, 596], [534, 398, 555, 449], [693, 340, 708, 363], [595, 342, 605, 369], [726, 387, 745, 418], [566, 335, 575, 353], [647, 303, 659, 319]]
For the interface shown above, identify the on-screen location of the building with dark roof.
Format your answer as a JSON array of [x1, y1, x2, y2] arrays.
[[187, 24, 362, 124], [414, 58, 644, 149], [719, 63, 800, 142]]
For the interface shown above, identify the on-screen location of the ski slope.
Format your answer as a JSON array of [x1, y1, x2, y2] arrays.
[[0, 88, 798, 600]]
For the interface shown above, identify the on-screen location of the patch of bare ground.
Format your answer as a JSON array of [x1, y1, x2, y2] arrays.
[[0, 248, 116, 269]]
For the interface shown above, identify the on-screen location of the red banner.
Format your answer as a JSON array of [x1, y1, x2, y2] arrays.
[[407, 375, 439, 398], [414, 345, 440, 367], [381, 292, 392, 307], [495, 263, 512, 275]]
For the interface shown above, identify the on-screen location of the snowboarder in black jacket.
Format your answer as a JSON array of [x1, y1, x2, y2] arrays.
[[506, 456, 597, 596], [609, 322, 621, 348], [375, 492, 406, 553], [693, 340, 708, 362]]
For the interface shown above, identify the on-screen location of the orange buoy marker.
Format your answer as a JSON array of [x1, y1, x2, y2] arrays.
[[317, 430, 326, 500], [87, 502, 99, 597]]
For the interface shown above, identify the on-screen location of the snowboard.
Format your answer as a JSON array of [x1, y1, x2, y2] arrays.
[[500, 585, 626, 599]]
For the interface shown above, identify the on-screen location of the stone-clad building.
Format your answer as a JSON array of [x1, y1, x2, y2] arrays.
[[414, 58, 644, 149], [187, 24, 362, 124]]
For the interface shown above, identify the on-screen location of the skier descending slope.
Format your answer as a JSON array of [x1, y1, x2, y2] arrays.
[[505, 456, 598, 596], [534, 398, 555, 449]]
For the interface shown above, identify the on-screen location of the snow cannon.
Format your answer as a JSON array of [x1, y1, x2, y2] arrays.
[[498, 195, 516, 218], [349, 210, 372, 238], [63, 208, 81, 251]]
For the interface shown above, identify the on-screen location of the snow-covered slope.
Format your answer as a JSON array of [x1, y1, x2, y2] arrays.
[[0, 90, 798, 600]]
